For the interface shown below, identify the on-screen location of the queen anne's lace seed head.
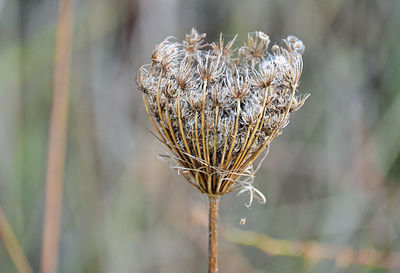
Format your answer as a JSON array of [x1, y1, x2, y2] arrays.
[[136, 28, 309, 204]]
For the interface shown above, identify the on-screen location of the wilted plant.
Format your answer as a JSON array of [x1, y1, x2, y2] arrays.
[[136, 28, 308, 273]]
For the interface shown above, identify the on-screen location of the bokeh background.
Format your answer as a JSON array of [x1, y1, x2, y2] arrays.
[[1, 0, 400, 272]]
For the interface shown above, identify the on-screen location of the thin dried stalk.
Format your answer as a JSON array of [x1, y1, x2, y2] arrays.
[[208, 197, 220, 273], [0, 208, 33, 273], [226, 228, 400, 270], [41, 0, 74, 272]]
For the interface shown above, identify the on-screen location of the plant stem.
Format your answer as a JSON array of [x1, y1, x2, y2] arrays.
[[208, 196, 220, 273], [0, 208, 33, 273], [41, 0, 74, 272]]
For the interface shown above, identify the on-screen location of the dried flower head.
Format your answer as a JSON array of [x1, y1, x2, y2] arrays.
[[136, 29, 309, 205]]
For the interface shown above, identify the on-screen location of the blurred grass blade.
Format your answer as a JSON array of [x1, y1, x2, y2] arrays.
[[226, 228, 400, 270], [0, 208, 33, 273], [373, 91, 400, 175], [41, 0, 74, 273]]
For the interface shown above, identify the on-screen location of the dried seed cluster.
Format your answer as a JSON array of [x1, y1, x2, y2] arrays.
[[137, 28, 308, 202]]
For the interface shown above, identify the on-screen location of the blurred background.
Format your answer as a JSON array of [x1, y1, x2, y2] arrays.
[[1, 0, 400, 272]]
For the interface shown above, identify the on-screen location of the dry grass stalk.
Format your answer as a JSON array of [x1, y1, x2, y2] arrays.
[[41, 0, 74, 272], [0, 208, 33, 273], [136, 28, 308, 272], [226, 228, 400, 270]]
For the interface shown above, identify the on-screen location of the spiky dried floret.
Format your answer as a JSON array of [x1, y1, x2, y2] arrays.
[[136, 29, 308, 202]]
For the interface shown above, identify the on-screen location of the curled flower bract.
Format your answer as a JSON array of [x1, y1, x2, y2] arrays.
[[136, 28, 308, 201]]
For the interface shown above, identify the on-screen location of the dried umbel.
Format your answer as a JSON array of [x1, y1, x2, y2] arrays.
[[137, 28, 308, 273], [137, 29, 308, 203]]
